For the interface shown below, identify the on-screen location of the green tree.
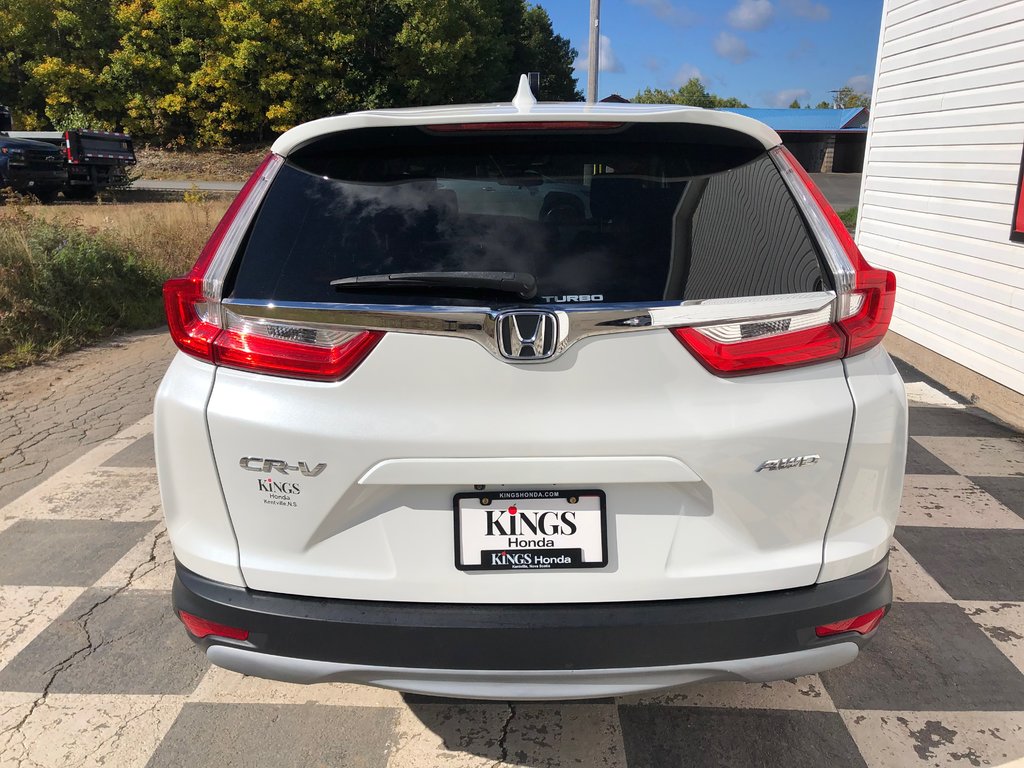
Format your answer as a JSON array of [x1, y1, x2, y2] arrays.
[[106, 0, 404, 145], [103, 0, 218, 142], [505, 4, 581, 101], [393, 0, 509, 106], [833, 85, 870, 108], [633, 79, 748, 108], [0, 0, 119, 129], [391, 0, 580, 107], [788, 99, 801, 108], [814, 100, 830, 109], [2, 0, 583, 146]]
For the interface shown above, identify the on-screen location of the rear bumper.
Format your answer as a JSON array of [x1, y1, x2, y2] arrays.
[[173, 557, 890, 697], [207, 643, 860, 699]]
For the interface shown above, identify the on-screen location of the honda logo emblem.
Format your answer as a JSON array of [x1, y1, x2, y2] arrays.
[[496, 311, 558, 361]]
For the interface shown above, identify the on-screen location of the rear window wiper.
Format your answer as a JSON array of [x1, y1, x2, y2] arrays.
[[330, 271, 537, 299]]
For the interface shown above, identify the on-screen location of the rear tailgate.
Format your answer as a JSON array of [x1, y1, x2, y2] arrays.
[[207, 330, 852, 603], [195, 121, 860, 603], [66, 129, 135, 165]]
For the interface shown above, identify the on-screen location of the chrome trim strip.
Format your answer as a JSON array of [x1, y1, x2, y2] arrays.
[[770, 147, 856, 298], [202, 154, 284, 303], [223, 291, 836, 363]]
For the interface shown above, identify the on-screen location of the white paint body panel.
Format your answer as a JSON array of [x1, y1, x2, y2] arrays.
[[857, 0, 1024, 395], [204, 330, 861, 603], [154, 353, 244, 586], [270, 101, 782, 156], [820, 346, 908, 582]]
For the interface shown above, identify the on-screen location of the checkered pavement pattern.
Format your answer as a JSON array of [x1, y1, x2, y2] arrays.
[[1, 360, 1022, 767]]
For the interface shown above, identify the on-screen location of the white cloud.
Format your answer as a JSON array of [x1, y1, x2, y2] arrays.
[[574, 35, 625, 74], [644, 56, 664, 72], [764, 88, 810, 107], [727, 0, 774, 30], [846, 74, 872, 93], [674, 64, 708, 87], [713, 31, 752, 63], [628, 0, 699, 26], [782, 0, 830, 20]]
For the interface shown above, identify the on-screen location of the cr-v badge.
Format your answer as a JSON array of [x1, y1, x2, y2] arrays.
[[239, 457, 327, 476]]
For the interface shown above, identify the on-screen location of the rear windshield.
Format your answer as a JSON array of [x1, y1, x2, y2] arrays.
[[228, 124, 829, 307]]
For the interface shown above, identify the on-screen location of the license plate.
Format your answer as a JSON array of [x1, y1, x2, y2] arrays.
[[454, 489, 607, 571]]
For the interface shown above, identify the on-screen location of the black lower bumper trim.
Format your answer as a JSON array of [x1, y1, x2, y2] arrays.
[[173, 558, 891, 670]]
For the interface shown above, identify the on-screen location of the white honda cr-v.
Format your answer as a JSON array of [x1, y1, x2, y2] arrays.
[[156, 77, 907, 700]]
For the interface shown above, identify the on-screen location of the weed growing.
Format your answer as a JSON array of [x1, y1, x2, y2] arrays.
[[838, 206, 858, 231], [0, 198, 226, 369]]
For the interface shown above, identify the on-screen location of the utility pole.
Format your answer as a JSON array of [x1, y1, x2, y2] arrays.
[[587, 0, 600, 103]]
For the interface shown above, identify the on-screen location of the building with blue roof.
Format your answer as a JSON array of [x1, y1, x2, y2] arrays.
[[597, 96, 870, 174], [718, 108, 869, 173], [716, 107, 868, 174]]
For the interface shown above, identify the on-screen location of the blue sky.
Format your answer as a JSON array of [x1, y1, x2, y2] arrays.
[[541, 0, 883, 106]]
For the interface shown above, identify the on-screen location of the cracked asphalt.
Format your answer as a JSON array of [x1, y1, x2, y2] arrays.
[[0, 330, 1022, 767], [0, 330, 174, 510], [1, 529, 169, 758]]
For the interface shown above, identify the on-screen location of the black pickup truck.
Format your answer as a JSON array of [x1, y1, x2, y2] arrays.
[[0, 105, 136, 201]]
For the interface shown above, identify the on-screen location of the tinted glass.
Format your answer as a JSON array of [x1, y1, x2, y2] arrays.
[[229, 124, 828, 306]]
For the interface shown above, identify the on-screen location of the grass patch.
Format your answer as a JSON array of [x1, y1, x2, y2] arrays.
[[837, 206, 858, 231], [31, 200, 229, 277], [0, 200, 227, 369]]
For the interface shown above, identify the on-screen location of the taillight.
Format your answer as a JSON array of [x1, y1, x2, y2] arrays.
[[674, 147, 896, 376], [815, 606, 887, 637], [838, 267, 897, 358], [214, 311, 382, 381], [178, 610, 249, 641], [163, 275, 221, 361], [674, 323, 845, 376], [163, 153, 383, 381]]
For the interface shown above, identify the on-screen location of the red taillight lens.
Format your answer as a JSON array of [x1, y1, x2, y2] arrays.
[[839, 268, 897, 358], [178, 610, 249, 641], [163, 277, 383, 382], [164, 153, 279, 364], [775, 145, 897, 358], [163, 276, 221, 361], [163, 152, 383, 381], [673, 324, 844, 376], [815, 606, 887, 637], [673, 148, 896, 376], [213, 324, 383, 382]]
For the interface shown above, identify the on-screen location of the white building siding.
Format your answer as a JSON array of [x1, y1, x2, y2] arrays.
[[857, 0, 1024, 395]]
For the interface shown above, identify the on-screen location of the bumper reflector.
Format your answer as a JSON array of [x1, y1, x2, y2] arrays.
[[178, 610, 249, 641], [815, 606, 887, 637]]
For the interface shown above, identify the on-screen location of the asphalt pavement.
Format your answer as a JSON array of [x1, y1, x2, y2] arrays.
[[0, 331, 1022, 767], [810, 173, 862, 211]]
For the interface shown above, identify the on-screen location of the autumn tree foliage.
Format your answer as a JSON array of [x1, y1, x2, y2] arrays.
[[0, 0, 581, 146]]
